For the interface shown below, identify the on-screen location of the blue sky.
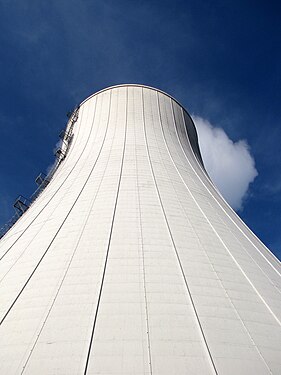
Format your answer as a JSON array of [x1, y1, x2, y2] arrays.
[[0, 0, 280, 259]]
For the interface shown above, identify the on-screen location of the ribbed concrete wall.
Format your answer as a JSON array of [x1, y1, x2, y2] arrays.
[[0, 85, 280, 375]]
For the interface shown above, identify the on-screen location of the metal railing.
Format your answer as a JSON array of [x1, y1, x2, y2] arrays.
[[0, 106, 80, 239]]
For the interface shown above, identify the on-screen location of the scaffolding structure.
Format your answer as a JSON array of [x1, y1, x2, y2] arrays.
[[0, 106, 79, 239]]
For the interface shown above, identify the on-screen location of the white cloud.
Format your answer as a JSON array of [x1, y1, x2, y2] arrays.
[[192, 115, 258, 211]]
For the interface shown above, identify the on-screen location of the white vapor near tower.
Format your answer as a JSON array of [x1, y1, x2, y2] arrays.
[[0, 85, 280, 375]]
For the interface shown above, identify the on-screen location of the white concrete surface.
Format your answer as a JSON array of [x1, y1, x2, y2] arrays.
[[0, 85, 280, 374]]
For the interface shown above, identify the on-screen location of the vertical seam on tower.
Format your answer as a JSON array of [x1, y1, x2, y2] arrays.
[[0, 99, 100, 286], [142, 88, 218, 375], [179, 107, 281, 294], [169, 101, 281, 327], [83, 87, 128, 374], [0, 92, 111, 328], [0, 102, 94, 262], [0, 106, 93, 280], [134, 88, 153, 375], [180, 108, 281, 273], [163, 97, 272, 374], [20, 92, 119, 374]]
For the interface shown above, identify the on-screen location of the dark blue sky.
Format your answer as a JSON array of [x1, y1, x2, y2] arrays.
[[0, 0, 280, 259]]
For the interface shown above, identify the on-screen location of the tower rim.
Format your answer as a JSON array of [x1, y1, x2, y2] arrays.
[[80, 84, 189, 115], [79, 83, 205, 172]]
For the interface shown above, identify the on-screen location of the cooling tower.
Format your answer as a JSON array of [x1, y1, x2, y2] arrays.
[[0, 85, 280, 375]]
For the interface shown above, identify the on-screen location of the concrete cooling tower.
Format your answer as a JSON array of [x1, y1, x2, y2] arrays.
[[0, 85, 280, 375]]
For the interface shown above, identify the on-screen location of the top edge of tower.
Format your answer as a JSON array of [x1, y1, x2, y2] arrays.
[[79, 84, 206, 173], [80, 84, 187, 112]]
